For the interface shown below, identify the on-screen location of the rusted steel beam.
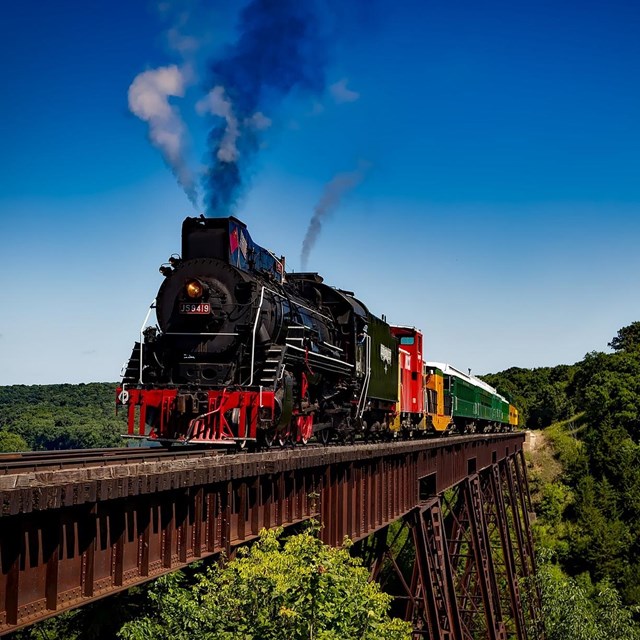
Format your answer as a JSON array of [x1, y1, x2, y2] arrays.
[[463, 475, 503, 640], [362, 455, 543, 640], [489, 463, 528, 640], [421, 500, 464, 640], [509, 454, 545, 639], [0, 435, 524, 635]]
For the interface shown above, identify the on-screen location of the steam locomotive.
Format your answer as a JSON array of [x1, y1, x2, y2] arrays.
[[117, 216, 517, 447]]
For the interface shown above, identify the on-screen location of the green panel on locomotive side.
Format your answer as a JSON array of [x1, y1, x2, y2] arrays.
[[449, 377, 479, 419], [365, 315, 398, 402], [478, 389, 492, 421], [500, 399, 510, 423], [446, 371, 514, 425]]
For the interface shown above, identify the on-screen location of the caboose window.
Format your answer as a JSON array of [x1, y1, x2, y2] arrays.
[[400, 336, 415, 345]]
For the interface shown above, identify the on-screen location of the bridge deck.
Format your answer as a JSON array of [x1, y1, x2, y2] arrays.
[[0, 433, 525, 636]]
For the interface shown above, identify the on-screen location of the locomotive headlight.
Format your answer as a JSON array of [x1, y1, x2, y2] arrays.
[[185, 279, 204, 299]]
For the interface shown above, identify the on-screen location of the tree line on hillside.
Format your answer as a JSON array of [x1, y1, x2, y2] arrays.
[[485, 322, 640, 616], [0, 383, 126, 451]]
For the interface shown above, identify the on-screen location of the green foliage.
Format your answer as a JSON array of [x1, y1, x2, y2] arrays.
[[10, 587, 148, 640], [543, 416, 589, 483], [481, 364, 577, 428], [505, 321, 640, 619], [608, 321, 640, 353], [119, 527, 411, 640], [572, 350, 640, 439], [0, 383, 126, 450], [0, 431, 29, 452], [535, 554, 640, 640], [528, 384, 574, 430]]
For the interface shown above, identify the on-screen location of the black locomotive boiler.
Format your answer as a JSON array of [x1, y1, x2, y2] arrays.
[[117, 216, 399, 447]]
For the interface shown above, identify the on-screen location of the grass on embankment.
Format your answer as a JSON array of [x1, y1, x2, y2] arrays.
[[525, 414, 586, 556]]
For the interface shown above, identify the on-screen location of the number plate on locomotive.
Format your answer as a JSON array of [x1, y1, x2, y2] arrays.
[[179, 303, 211, 314]]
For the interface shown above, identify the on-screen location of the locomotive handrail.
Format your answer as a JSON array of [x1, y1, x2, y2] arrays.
[[263, 288, 333, 323], [286, 329, 345, 354], [356, 334, 372, 418], [139, 299, 157, 384], [248, 286, 267, 386], [286, 344, 354, 368], [248, 286, 341, 386]]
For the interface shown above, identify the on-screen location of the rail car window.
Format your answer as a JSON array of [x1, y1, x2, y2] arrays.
[[411, 372, 418, 381], [426, 389, 437, 413], [400, 336, 415, 345]]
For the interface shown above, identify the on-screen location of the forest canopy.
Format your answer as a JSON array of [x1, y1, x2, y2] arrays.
[[0, 383, 126, 450], [485, 323, 640, 610]]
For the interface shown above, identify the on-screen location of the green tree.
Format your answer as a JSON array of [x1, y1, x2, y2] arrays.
[[529, 384, 573, 429], [0, 383, 127, 450], [536, 558, 640, 640], [119, 527, 411, 640], [481, 364, 577, 429], [0, 431, 29, 452], [608, 321, 640, 352]]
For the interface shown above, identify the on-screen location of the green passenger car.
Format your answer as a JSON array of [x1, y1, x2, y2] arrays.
[[425, 361, 512, 431]]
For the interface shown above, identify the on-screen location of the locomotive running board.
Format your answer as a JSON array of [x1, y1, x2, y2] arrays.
[[121, 435, 257, 446]]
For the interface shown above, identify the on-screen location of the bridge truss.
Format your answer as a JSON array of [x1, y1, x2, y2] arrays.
[[0, 433, 544, 638]]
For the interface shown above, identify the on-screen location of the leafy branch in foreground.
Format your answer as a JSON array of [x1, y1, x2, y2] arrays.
[[118, 525, 411, 640]]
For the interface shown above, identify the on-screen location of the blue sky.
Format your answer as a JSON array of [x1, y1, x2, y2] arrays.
[[1, 0, 640, 385]]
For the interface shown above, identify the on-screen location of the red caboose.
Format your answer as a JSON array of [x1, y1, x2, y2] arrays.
[[390, 326, 425, 432]]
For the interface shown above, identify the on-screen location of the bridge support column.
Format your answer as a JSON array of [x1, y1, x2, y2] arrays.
[[362, 457, 544, 640]]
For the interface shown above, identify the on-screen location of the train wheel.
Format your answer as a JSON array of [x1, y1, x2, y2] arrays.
[[259, 429, 277, 450], [267, 426, 290, 448]]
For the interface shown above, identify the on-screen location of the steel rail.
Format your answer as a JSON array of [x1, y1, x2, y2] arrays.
[[0, 446, 226, 474], [0, 431, 517, 475]]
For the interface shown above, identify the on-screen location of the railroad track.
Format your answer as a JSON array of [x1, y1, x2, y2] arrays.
[[0, 431, 515, 475], [0, 441, 333, 474], [0, 446, 229, 474]]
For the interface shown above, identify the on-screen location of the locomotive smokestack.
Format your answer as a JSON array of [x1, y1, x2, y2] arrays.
[[300, 162, 371, 270], [202, 0, 328, 215]]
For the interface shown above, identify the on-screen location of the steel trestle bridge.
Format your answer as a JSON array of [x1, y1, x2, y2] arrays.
[[0, 433, 544, 639]]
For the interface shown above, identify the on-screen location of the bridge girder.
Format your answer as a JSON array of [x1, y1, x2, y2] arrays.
[[0, 435, 542, 637]]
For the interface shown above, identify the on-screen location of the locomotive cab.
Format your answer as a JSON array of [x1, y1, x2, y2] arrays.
[[181, 216, 285, 283]]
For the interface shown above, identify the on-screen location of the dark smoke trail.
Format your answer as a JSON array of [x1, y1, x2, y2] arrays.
[[300, 162, 370, 270], [202, 0, 328, 215]]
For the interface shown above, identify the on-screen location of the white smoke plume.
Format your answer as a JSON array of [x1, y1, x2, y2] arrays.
[[196, 86, 240, 162], [300, 161, 371, 270], [128, 65, 199, 206]]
